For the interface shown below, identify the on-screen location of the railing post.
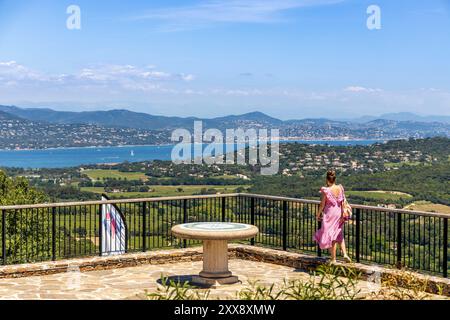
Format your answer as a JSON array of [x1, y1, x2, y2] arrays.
[[183, 199, 187, 248], [2, 209, 6, 265], [142, 202, 147, 252], [355, 208, 361, 263], [221, 197, 226, 222], [236, 195, 241, 221], [98, 204, 103, 256], [250, 197, 255, 246], [397, 212, 402, 268], [443, 218, 448, 278], [282, 201, 287, 251], [52, 207, 56, 261]]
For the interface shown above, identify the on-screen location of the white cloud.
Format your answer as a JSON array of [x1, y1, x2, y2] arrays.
[[181, 74, 195, 81], [344, 86, 382, 93], [77, 65, 193, 83], [0, 61, 195, 92], [132, 0, 345, 31], [0, 61, 44, 81], [1, 61, 450, 117]]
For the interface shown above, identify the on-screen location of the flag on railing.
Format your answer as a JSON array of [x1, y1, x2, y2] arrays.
[[101, 194, 127, 255]]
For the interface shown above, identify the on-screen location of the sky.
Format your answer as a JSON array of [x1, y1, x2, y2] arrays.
[[0, 0, 449, 119]]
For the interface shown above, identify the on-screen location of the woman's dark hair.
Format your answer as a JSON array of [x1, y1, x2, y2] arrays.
[[326, 169, 336, 184]]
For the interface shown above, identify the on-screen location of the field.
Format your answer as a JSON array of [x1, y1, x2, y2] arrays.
[[211, 174, 244, 180], [83, 169, 148, 181], [404, 201, 450, 214], [346, 190, 413, 201], [384, 161, 428, 168], [80, 185, 250, 198]]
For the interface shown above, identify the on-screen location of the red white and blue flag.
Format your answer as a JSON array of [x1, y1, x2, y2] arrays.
[[101, 195, 127, 255]]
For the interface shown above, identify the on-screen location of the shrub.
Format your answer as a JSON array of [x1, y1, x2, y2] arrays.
[[147, 275, 210, 300]]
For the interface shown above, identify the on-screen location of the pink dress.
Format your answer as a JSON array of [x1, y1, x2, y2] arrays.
[[313, 185, 345, 249]]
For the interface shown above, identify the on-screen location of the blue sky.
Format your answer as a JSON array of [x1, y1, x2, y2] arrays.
[[0, 0, 449, 119]]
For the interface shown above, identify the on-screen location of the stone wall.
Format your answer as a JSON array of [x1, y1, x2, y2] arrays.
[[0, 247, 205, 279], [232, 244, 450, 296], [0, 244, 447, 296]]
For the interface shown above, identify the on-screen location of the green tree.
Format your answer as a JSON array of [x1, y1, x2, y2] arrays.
[[0, 170, 51, 263], [0, 171, 47, 206]]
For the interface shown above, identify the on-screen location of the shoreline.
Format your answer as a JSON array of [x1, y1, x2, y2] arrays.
[[0, 138, 388, 152], [0, 143, 175, 152]]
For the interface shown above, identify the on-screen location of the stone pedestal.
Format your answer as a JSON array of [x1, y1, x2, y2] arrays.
[[191, 240, 239, 287], [171, 222, 259, 288]]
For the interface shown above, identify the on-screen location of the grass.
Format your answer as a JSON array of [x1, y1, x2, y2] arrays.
[[404, 201, 450, 214], [347, 190, 412, 201], [80, 185, 249, 198], [147, 275, 210, 300], [210, 174, 242, 180], [83, 169, 148, 181], [147, 265, 361, 300], [384, 161, 428, 168], [238, 265, 362, 300], [146, 266, 444, 301], [369, 269, 444, 300]]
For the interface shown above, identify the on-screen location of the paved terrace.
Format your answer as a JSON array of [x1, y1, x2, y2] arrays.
[[0, 245, 448, 300], [0, 193, 448, 299]]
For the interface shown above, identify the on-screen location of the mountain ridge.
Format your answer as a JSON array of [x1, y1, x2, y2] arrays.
[[2, 105, 449, 129], [1, 105, 449, 149], [344, 112, 450, 124]]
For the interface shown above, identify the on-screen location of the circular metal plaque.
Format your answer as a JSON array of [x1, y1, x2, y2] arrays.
[[179, 222, 252, 231], [171, 222, 258, 240]]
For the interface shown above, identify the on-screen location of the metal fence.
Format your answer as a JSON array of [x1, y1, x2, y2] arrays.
[[0, 193, 448, 277]]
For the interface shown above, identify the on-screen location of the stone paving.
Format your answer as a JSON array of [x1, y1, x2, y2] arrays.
[[0, 259, 291, 299], [0, 245, 448, 300], [2, 258, 443, 300], [0, 259, 379, 300]]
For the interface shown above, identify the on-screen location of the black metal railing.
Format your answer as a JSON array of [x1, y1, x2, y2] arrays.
[[0, 193, 448, 278]]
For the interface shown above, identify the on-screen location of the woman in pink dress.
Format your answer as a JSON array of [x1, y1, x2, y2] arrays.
[[313, 170, 351, 263]]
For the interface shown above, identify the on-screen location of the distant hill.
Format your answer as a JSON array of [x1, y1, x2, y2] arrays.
[[0, 105, 200, 129], [2, 105, 450, 128], [208, 111, 283, 128], [0, 110, 23, 121], [0, 108, 171, 150], [284, 118, 353, 127], [0, 106, 286, 130], [214, 111, 282, 123], [380, 112, 450, 123], [348, 112, 450, 124], [0, 105, 449, 140]]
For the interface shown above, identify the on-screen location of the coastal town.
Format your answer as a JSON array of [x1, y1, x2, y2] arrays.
[[278, 142, 436, 176], [1, 107, 449, 150], [0, 111, 169, 149], [3, 137, 448, 215]]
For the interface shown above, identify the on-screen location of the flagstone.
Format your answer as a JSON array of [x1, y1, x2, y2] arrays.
[[0, 246, 447, 300]]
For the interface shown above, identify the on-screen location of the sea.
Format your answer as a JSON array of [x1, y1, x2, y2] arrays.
[[0, 140, 385, 168]]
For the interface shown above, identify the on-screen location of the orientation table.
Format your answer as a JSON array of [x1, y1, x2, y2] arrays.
[[171, 222, 259, 286]]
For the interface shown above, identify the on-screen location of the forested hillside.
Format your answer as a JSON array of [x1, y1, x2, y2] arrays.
[[250, 162, 450, 206]]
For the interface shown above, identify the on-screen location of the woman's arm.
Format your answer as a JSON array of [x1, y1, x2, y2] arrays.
[[317, 192, 326, 220]]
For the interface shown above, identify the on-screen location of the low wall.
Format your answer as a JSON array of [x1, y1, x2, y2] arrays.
[[0, 244, 448, 296], [232, 245, 450, 296], [0, 247, 208, 278]]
